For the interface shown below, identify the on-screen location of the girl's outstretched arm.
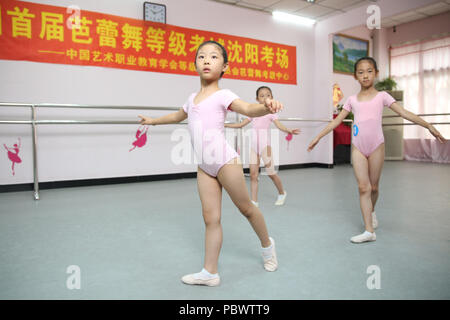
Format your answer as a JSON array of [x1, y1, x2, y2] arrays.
[[224, 118, 251, 129], [307, 109, 349, 151], [273, 119, 300, 135], [138, 108, 187, 126], [390, 102, 446, 143], [229, 98, 283, 117]]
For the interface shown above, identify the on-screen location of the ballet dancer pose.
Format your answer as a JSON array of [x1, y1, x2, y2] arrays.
[[225, 86, 300, 207], [129, 125, 148, 152], [138, 41, 282, 286], [308, 57, 445, 243], [4, 138, 22, 176]]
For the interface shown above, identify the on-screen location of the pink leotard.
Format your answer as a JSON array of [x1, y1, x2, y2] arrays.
[[182, 89, 240, 177], [248, 113, 278, 155], [342, 91, 396, 157]]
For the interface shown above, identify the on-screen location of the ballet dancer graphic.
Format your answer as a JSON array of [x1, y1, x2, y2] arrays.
[[285, 132, 293, 151], [129, 125, 149, 152], [4, 138, 22, 176]]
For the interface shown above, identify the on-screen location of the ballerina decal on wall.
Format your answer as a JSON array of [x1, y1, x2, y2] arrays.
[[4, 138, 22, 176], [285, 132, 293, 151], [129, 125, 149, 152]]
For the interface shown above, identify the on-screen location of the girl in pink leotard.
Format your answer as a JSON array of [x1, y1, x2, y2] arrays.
[[308, 57, 445, 244], [138, 41, 283, 286], [225, 86, 300, 207]]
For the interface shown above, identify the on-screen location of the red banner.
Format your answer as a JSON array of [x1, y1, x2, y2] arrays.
[[0, 0, 297, 84]]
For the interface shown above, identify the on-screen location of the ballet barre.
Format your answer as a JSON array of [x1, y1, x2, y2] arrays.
[[0, 102, 342, 200], [0, 102, 186, 201], [5, 119, 447, 126], [278, 117, 353, 123], [0, 102, 180, 111], [1, 101, 448, 201], [382, 122, 450, 126], [0, 120, 189, 125], [381, 113, 450, 126], [382, 113, 450, 118]]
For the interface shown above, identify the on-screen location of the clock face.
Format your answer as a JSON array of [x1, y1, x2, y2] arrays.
[[144, 2, 166, 23]]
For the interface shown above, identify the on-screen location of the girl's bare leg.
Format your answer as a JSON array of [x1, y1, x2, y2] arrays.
[[261, 146, 284, 195], [249, 150, 260, 202], [197, 167, 223, 274], [368, 144, 385, 210], [217, 158, 271, 248], [351, 146, 374, 233]]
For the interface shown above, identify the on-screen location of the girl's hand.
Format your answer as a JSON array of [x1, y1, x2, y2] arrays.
[[307, 137, 320, 152], [265, 98, 283, 113], [428, 125, 446, 143], [289, 128, 301, 135], [138, 115, 154, 125]]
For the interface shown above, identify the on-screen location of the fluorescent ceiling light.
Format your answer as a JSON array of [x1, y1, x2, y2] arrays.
[[272, 11, 316, 26]]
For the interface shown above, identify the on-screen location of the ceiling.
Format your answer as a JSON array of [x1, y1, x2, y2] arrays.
[[381, 0, 450, 27], [207, 0, 450, 27]]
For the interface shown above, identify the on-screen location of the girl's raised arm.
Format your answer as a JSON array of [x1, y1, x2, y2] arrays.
[[229, 98, 283, 117], [224, 118, 251, 129], [307, 109, 349, 151], [389, 102, 446, 143], [138, 108, 188, 126], [273, 119, 300, 135]]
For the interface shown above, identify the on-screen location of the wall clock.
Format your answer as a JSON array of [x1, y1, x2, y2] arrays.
[[144, 2, 166, 24]]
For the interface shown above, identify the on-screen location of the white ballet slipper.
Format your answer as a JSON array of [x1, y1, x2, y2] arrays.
[[262, 237, 278, 272], [350, 231, 376, 243], [181, 273, 220, 287], [274, 191, 287, 206]]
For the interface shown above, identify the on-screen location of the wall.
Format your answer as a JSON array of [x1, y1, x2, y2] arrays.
[[373, 27, 390, 79], [0, 0, 318, 185]]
